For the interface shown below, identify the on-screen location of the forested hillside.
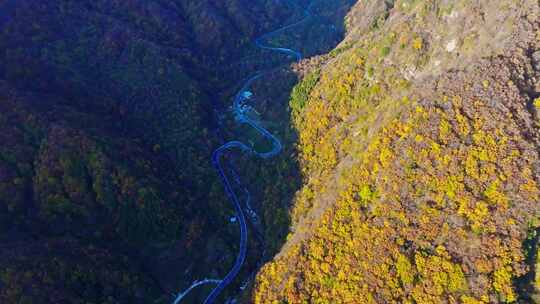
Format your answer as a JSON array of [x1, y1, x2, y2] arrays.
[[3, 0, 538, 303], [254, 0, 540, 303], [0, 0, 296, 302]]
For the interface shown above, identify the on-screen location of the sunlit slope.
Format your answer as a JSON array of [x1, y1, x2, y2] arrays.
[[254, 1, 540, 303]]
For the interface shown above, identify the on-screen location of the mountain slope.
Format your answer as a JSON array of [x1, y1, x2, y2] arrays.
[[254, 1, 540, 303], [0, 0, 295, 302]]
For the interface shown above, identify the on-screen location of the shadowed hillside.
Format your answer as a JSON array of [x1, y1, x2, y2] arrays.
[[0, 0, 295, 302]]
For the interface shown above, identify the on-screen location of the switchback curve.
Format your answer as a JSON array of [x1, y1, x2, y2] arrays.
[[173, 1, 316, 303]]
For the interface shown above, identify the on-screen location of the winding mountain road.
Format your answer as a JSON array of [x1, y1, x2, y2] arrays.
[[173, 1, 316, 303]]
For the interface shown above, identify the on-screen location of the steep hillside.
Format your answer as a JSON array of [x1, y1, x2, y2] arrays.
[[0, 82, 180, 302], [0, 0, 296, 302], [254, 1, 540, 303]]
